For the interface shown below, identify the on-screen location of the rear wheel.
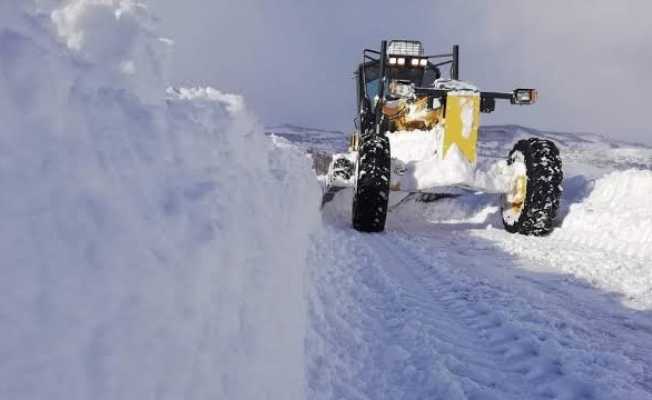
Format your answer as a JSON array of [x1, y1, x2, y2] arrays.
[[352, 132, 391, 232], [502, 138, 563, 236]]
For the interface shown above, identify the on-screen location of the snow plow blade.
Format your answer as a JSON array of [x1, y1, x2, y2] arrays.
[[443, 92, 480, 163]]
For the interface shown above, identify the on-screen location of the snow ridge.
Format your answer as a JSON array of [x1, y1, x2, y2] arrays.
[[0, 2, 319, 399], [555, 169, 652, 259]]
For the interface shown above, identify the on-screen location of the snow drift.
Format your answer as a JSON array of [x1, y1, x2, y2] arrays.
[[555, 169, 652, 259], [0, 1, 320, 399]]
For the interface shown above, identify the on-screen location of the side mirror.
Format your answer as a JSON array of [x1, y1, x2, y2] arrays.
[[511, 89, 538, 105]]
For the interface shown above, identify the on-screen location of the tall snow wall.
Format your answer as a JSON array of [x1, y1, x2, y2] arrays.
[[0, 1, 320, 399]]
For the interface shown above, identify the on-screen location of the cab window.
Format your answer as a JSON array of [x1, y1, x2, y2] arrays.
[[365, 79, 380, 100]]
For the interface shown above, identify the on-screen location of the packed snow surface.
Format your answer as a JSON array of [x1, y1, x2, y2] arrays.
[[1, 1, 319, 399]]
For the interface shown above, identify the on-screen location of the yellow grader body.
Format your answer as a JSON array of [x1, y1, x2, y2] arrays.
[[381, 91, 481, 164]]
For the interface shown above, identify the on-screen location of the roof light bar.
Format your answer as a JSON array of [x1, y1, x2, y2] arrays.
[[388, 57, 428, 68], [387, 40, 424, 57]]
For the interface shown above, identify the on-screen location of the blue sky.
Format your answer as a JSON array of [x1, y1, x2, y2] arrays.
[[154, 1, 652, 145]]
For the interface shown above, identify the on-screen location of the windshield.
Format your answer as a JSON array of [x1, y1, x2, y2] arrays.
[[359, 61, 441, 102], [388, 66, 424, 86], [422, 66, 441, 86], [366, 79, 380, 100]]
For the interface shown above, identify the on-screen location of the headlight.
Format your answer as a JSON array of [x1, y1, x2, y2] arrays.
[[411, 58, 419, 67], [389, 57, 397, 65], [397, 58, 405, 66], [419, 59, 428, 67]]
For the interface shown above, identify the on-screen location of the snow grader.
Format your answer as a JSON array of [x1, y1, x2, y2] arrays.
[[324, 40, 563, 235]]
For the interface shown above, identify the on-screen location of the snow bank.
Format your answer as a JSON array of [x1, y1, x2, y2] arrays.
[[0, 2, 320, 399], [473, 168, 652, 309], [555, 169, 652, 259]]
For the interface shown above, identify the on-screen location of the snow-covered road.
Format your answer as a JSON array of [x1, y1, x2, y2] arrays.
[[309, 211, 652, 399], [305, 126, 652, 399]]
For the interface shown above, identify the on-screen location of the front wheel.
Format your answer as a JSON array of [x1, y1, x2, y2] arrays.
[[502, 138, 563, 236], [352, 133, 391, 232]]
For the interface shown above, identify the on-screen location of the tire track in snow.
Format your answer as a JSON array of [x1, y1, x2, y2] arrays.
[[326, 222, 650, 399], [311, 194, 651, 399], [368, 231, 609, 400]]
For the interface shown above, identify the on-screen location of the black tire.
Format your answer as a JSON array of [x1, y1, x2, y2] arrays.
[[352, 132, 391, 232], [502, 138, 563, 236]]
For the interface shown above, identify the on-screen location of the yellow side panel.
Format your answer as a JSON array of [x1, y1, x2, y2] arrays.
[[443, 93, 480, 163]]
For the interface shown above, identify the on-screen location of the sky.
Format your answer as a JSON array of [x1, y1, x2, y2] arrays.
[[153, 1, 652, 145]]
